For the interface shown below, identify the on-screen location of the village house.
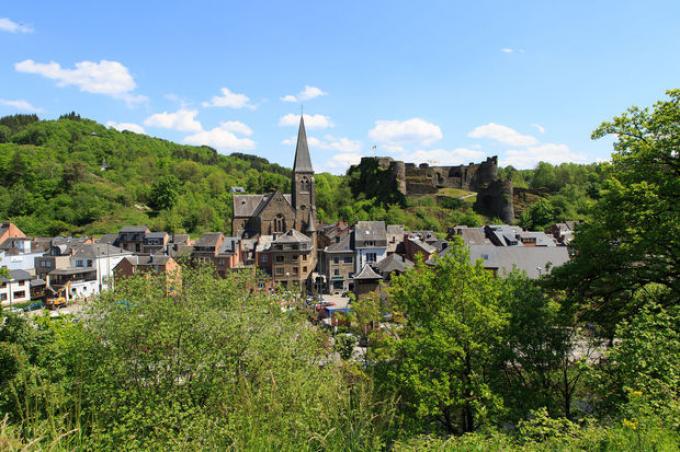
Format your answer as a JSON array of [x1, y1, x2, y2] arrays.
[[116, 226, 150, 253], [319, 233, 355, 294], [0, 269, 32, 307], [114, 254, 182, 293], [0, 222, 25, 244], [0, 236, 45, 273], [260, 229, 314, 289], [142, 231, 170, 254], [353, 221, 388, 273], [373, 253, 414, 280]]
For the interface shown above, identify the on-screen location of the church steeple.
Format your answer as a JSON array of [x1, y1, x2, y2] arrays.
[[291, 115, 316, 233], [293, 115, 314, 173]]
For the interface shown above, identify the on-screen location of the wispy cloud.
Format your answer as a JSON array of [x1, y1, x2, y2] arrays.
[[106, 121, 145, 134], [281, 85, 327, 102], [0, 98, 43, 112], [15, 59, 147, 105], [0, 17, 33, 33], [202, 87, 255, 109], [369, 118, 443, 152], [279, 113, 333, 129], [468, 123, 537, 146]]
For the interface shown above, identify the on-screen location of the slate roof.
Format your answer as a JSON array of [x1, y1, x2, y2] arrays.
[[273, 229, 311, 244], [120, 226, 149, 233], [232, 193, 293, 218], [97, 233, 119, 245], [353, 264, 383, 280], [355, 221, 387, 244], [145, 232, 168, 240], [1, 269, 32, 283], [325, 234, 353, 253], [293, 115, 314, 173], [72, 243, 128, 258], [218, 237, 239, 255], [517, 231, 557, 247], [454, 227, 490, 245], [195, 232, 223, 248], [468, 245, 570, 279], [408, 237, 437, 254], [171, 234, 190, 244], [374, 254, 414, 276], [126, 255, 173, 266]]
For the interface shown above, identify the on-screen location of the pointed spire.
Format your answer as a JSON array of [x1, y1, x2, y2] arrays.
[[293, 115, 314, 173]]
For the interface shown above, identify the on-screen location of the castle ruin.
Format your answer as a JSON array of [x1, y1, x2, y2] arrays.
[[350, 156, 514, 223]]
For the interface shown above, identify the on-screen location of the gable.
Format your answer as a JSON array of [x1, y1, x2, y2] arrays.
[[257, 192, 295, 220]]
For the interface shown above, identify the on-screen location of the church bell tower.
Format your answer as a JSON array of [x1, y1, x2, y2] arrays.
[[291, 115, 316, 231]]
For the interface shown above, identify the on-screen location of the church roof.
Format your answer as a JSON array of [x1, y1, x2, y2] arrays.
[[293, 115, 314, 173], [233, 193, 293, 218]]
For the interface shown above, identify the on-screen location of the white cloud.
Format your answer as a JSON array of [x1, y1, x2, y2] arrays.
[[503, 143, 587, 169], [0, 98, 43, 112], [283, 134, 361, 154], [202, 87, 254, 109], [279, 113, 333, 129], [501, 48, 514, 54], [531, 123, 546, 134], [324, 152, 363, 173], [281, 85, 327, 102], [106, 121, 145, 134], [15, 59, 146, 105], [408, 148, 487, 166], [218, 120, 253, 136], [144, 109, 202, 132], [184, 122, 255, 152], [369, 118, 443, 150], [468, 122, 538, 146], [0, 18, 32, 33]]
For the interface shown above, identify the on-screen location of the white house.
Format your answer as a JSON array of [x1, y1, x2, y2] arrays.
[[353, 221, 388, 273], [0, 269, 32, 307], [47, 244, 132, 300], [0, 237, 43, 273]]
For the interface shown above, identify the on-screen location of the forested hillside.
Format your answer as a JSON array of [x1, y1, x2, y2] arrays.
[[0, 113, 612, 237], [0, 113, 293, 236]]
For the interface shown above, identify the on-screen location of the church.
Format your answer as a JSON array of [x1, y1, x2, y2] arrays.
[[232, 115, 317, 238]]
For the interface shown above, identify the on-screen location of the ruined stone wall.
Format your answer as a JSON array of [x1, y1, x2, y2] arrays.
[[348, 155, 515, 221]]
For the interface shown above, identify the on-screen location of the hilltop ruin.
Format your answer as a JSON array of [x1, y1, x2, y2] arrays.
[[349, 156, 514, 223]]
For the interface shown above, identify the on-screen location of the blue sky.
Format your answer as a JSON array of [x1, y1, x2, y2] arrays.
[[1, 1, 678, 173]]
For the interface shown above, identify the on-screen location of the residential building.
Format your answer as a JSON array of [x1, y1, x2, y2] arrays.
[[354, 221, 387, 272], [319, 234, 355, 294], [116, 226, 150, 253], [0, 222, 26, 244], [142, 231, 170, 254], [114, 254, 182, 293], [0, 237, 43, 273], [192, 232, 225, 265], [404, 235, 437, 263], [386, 224, 405, 255], [261, 229, 314, 289], [0, 269, 32, 306], [373, 253, 414, 280]]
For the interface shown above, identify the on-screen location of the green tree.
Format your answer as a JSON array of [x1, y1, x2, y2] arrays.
[[374, 242, 507, 434], [549, 90, 680, 332], [149, 175, 181, 211]]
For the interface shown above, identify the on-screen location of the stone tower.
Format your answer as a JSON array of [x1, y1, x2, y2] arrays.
[[291, 115, 317, 232]]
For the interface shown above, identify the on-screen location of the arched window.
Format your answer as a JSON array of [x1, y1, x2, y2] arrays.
[[300, 176, 310, 192], [274, 214, 285, 233]]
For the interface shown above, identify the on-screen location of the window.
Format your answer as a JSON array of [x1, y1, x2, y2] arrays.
[[0, 294, 6, 301], [365, 241, 375, 247], [334, 269, 340, 276], [343, 256, 353, 264], [366, 253, 377, 263], [333, 257, 339, 264], [292, 255, 298, 261], [258, 280, 265, 289], [303, 267, 307, 273], [76, 259, 84, 267], [300, 176, 310, 192], [303, 254, 307, 261], [292, 267, 299, 275], [275, 255, 284, 263], [13, 291, 26, 299], [274, 214, 285, 233], [275, 267, 284, 276], [260, 254, 268, 263]]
